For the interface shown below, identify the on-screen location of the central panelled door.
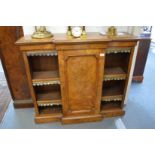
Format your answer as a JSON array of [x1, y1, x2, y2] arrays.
[[58, 49, 105, 117]]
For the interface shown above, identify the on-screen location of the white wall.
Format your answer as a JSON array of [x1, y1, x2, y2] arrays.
[[151, 27, 155, 42]]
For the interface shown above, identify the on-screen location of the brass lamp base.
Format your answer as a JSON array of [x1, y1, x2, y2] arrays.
[[32, 31, 53, 39], [32, 26, 53, 39], [107, 26, 117, 36]]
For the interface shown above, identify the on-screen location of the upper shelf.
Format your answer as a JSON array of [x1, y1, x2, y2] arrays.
[[32, 71, 60, 86]]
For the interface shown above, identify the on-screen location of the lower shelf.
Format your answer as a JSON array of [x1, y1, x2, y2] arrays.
[[35, 105, 63, 123], [100, 101, 124, 118], [35, 101, 124, 124], [39, 105, 62, 115], [101, 101, 121, 111], [102, 82, 124, 97], [35, 84, 62, 106]]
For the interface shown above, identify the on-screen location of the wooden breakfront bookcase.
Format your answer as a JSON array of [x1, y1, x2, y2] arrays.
[[16, 33, 138, 124]]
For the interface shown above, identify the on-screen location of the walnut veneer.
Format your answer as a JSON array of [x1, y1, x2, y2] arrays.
[[0, 26, 33, 108], [16, 33, 138, 124]]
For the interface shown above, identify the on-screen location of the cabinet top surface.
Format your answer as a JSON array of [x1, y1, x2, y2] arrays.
[[16, 32, 139, 45]]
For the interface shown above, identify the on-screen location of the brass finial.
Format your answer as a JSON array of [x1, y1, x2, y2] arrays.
[[67, 26, 72, 37], [81, 26, 87, 37]]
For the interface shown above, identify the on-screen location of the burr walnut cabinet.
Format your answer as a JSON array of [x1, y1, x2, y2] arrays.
[[16, 33, 138, 124]]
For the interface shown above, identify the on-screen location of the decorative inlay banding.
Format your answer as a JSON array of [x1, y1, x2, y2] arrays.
[[104, 77, 126, 81], [26, 50, 58, 56], [102, 98, 122, 102], [106, 48, 131, 54], [101, 95, 123, 102], [38, 103, 62, 107], [33, 80, 60, 86]]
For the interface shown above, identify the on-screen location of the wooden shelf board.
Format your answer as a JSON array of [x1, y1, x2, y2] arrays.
[[32, 71, 60, 83], [36, 91, 61, 105], [104, 67, 127, 80]]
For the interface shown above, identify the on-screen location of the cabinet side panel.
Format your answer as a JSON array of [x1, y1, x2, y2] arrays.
[[0, 27, 31, 105]]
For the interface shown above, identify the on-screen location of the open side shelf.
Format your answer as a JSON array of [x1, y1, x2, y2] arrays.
[[36, 105, 63, 123], [101, 80, 125, 103], [32, 70, 60, 86], [105, 52, 130, 75], [35, 85, 63, 122], [104, 67, 127, 81], [28, 54, 60, 86], [36, 90, 61, 106], [101, 101, 122, 111], [100, 101, 124, 117], [34, 84, 62, 106], [39, 105, 62, 115], [26, 51, 63, 120], [102, 81, 125, 97]]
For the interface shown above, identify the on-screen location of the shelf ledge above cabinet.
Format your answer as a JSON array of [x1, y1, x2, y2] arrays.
[[26, 50, 58, 56]]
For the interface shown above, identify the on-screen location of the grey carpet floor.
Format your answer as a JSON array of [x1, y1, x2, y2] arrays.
[[0, 102, 117, 129], [0, 60, 11, 122], [122, 47, 155, 128], [0, 86, 11, 122], [0, 60, 3, 72]]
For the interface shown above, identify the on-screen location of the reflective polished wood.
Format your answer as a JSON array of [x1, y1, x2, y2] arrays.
[[16, 33, 139, 124]]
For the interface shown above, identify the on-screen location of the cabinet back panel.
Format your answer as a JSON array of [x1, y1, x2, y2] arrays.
[[29, 56, 59, 72], [105, 53, 130, 72], [102, 80, 125, 96], [101, 101, 121, 110], [34, 85, 60, 93]]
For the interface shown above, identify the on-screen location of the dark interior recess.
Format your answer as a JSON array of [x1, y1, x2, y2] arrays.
[[104, 67, 126, 76], [105, 53, 130, 73], [101, 101, 122, 110], [34, 84, 61, 101], [28, 56, 59, 72], [39, 105, 62, 115], [102, 80, 125, 97]]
